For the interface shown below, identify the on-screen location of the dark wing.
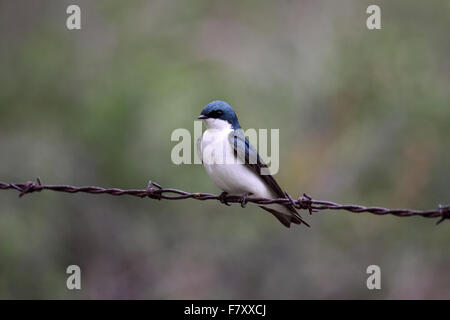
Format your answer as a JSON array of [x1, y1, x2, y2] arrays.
[[228, 129, 286, 198], [228, 129, 309, 227]]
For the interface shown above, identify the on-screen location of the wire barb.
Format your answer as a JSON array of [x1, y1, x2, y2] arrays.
[[0, 179, 448, 224], [297, 193, 315, 215]]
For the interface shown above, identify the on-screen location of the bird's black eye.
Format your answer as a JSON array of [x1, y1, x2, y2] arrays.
[[209, 110, 223, 118]]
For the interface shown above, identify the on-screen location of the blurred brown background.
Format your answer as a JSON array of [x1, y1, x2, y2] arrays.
[[0, 0, 449, 299]]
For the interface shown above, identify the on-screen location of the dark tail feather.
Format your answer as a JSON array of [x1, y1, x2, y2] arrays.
[[290, 212, 310, 227], [259, 206, 309, 228], [283, 192, 311, 227]]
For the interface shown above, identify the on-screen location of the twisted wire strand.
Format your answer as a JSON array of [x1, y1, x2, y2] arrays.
[[0, 178, 449, 224]]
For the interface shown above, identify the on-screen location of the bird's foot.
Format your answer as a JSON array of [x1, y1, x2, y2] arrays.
[[240, 193, 252, 208], [218, 192, 231, 206]]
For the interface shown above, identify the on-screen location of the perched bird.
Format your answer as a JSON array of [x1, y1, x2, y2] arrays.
[[197, 100, 309, 228]]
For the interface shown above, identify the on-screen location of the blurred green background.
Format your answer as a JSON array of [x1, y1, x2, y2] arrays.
[[0, 0, 449, 299]]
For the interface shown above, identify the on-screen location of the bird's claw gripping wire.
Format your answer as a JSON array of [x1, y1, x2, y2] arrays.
[[218, 192, 231, 206], [240, 193, 251, 208]]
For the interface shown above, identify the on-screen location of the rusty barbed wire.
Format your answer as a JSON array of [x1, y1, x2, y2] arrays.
[[0, 178, 449, 224]]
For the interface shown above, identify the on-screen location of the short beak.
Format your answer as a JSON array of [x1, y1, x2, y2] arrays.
[[198, 115, 208, 119]]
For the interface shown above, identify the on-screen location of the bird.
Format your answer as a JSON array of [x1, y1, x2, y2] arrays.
[[196, 100, 309, 228]]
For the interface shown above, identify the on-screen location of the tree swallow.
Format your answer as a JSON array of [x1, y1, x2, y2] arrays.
[[197, 100, 309, 228]]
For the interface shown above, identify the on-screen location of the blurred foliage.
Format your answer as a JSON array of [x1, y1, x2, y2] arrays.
[[0, 0, 449, 298]]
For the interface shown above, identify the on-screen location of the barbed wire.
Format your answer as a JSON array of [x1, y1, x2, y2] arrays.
[[0, 178, 449, 224]]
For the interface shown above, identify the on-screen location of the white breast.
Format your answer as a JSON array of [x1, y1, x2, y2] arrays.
[[198, 123, 274, 198]]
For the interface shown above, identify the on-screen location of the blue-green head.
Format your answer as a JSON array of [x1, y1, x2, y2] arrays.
[[198, 101, 241, 130]]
